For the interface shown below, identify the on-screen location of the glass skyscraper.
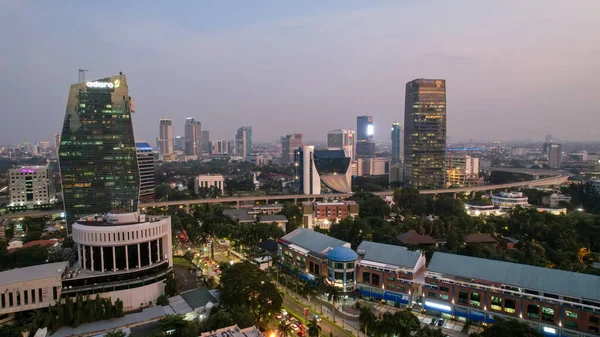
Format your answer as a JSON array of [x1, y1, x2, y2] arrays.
[[404, 79, 446, 189], [59, 74, 139, 230], [236, 126, 252, 160], [356, 115, 374, 158], [391, 122, 402, 164]]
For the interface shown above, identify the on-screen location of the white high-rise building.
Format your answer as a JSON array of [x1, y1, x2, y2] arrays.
[[302, 145, 321, 195], [8, 165, 50, 209]]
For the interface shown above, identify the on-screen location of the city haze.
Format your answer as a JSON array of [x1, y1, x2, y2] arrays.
[[0, 0, 599, 144]]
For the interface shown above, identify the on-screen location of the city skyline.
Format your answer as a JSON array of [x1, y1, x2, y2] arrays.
[[1, 1, 599, 145]]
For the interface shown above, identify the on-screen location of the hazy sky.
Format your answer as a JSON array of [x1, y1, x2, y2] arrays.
[[1, 1, 599, 145]]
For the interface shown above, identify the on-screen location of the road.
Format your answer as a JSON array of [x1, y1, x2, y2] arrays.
[[282, 296, 354, 337]]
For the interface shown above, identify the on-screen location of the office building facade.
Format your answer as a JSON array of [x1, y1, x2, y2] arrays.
[[328, 129, 355, 160], [356, 116, 375, 158], [211, 140, 230, 155], [548, 143, 562, 168], [59, 73, 139, 229], [135, 143, 155, 201], [184, 118, 202, 156], [446, 153, 482, 187], [158, 119, 173, 160], [202, 130, 210, 154], [391, 122, 402, 164], [404, 79, 447, 189], [8, 165, 51, 210], [236, 126, 252, 160], [295, 146, 352, 195], [281, 133, 302, 165]]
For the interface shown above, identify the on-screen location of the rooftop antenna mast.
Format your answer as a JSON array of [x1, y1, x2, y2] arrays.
[[78, 69, 89, 83]]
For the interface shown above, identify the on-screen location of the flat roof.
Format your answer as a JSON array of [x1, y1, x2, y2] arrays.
[[0, 261, 68, 285], [357, 241, 422, 269], [428, 252, 600, 302], [281, 228, 348, 255], [180, 288, 219, 309]]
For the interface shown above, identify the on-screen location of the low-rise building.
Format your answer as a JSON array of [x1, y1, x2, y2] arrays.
[[463, 233, 497, 246], [491, 191, 529, 209], [464, 203, 506, 217], [200, 325, 264, 337], [194, 174, 225, 194], [278, 228, 353, 285], [424, 252, 600, 337], [0, 261, 68, 316], [301, 201, 359, 230], [223, 209, 288, 231], [356, 241, 426, 307], [535, 207, 568, 215], [396, 231, 438, 247]]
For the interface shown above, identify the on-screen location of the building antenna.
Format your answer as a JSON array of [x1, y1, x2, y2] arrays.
[[78, 69, 89, 83]]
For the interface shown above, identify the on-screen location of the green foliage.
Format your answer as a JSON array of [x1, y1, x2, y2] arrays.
[[165, 272, 179, 296], [200, 309, 235, 332], [106, 330, 127, 337], [306, 317, 322, 337], [471, 318, 542, 337], [218, 261, 283, 327], [352, 175, 389, 192], [281, 203, 302, 233], [156, 294, 170, 306], [0, 324, 22, 337], [350, 191, 391, 218], [277, 321, 294, 337], [157, 314, 199, 337]]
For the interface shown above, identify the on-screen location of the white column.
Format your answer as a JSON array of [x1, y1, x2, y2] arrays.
[[125, 246, 129, 271], [77, 244, 82, 266], [100, 247, 105, 271], [156, 239, 160, 262], [90, 246, 94, 272], [82, 245, 86, 270], [148, 242, 152, 265], [112, 246, 117, 272], [137, 243, 141, 269]]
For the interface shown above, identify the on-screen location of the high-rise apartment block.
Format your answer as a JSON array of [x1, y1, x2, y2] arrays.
[[404, 79, 447, 189], [173, 136, 185, 151], [547, 143, 562, 168], [281, 133, 302, 165], [53, 133, 61, 149], [59, 74, 139, 229], [8, 165, 51, 210], [356, 116, 375, 158], [158, 119, 173, 160], [446, 153, 482, 187], [211, 140, 230, 155], [184, 118, 202, 157], [391, 122, 402, 164], [236, 126, 252, 160], [136, 143, 155, 201]]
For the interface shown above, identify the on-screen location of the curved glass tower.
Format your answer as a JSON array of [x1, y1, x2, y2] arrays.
[[59, 74, 139, 231]]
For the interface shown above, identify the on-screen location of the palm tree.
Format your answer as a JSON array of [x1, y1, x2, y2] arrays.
[[358, 303, 376, 337], [307, 317, 322, 337], [326, 285, 340, 323], [277, 321, 294, 337]]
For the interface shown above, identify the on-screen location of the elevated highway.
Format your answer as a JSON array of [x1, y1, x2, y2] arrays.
[[140, 174, 568, 209], [487, 167, 566, 177]]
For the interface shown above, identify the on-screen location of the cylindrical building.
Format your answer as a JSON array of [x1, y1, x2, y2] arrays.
[[66, 212, 173, 310], [327, 246, 358, 293]]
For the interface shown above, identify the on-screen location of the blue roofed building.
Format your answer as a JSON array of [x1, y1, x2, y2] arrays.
[[278, 228, 355, 290], [356, 241, 426, 307], [424, 252, 600, 337]]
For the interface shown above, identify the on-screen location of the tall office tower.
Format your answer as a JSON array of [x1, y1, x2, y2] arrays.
[[184, 118, 202, 156], [53, 133, 61, 149], [547, 143, 562, 168], [211, 140, 230, 155], [135, 143, 155, 201], [59, 73, 139, 230], [236, 126, 252, 160], [327, 129, 348, 149], [404, 79, 447, 189], [391, 122, 402, 164], [173, 136, 185, 151], [158, 119, 173, 158], [202, 130, 210, 154], [356, 116, 375, 158], [300, 145, 320, 195], [294, 147, 353, 195], [281, 133, 303, 165], [8, 165, 50, 210]]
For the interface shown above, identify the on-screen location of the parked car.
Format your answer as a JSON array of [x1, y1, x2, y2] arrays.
[[437, 318, 445, 327]]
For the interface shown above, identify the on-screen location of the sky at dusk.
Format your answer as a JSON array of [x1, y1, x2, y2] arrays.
[[0, 0, 599, 145]]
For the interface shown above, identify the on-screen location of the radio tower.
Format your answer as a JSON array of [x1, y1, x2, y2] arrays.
[[78, 69, 89, 83]]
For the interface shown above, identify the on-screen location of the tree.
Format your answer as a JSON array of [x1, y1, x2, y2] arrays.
[[218, 262, 283, 327], [158, 314, 199, 337], [201, 309, 235, 332], [106, 330, 127, 337], [472, 318, 542, 337], [307, 317, 322, 337], [325, 285, 340, 323], [350, 192, 391, 218], [277, 321, 294, 337], [358, 303, 376, 337], [156, 294, 169, 306]]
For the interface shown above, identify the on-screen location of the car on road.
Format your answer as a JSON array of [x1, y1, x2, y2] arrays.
[[313, 314, 321, 322], [437, 318, 445, 327], [291, 324, 299, 332], [281, 309, 288, 317]]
